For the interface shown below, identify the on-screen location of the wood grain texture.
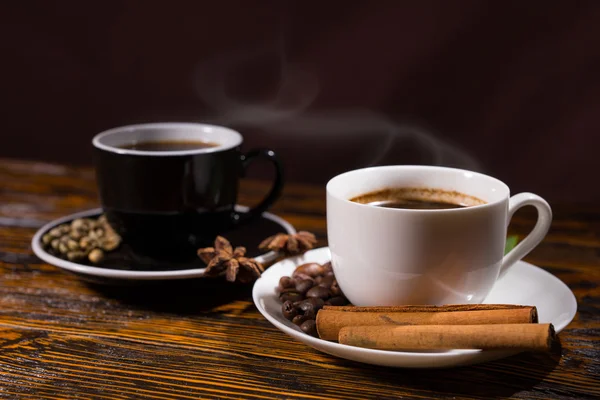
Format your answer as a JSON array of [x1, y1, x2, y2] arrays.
[[0, 158, 598, 399]]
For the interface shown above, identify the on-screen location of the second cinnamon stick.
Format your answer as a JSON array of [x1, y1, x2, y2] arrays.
[[338, 323, 555, 351], [316, 304, 538, 341]]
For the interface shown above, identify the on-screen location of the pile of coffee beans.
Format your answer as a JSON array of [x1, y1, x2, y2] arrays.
[[277, 261, 349, 337]]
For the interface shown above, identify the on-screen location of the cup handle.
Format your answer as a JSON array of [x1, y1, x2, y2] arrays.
[[499, 192, 552, 277], [234, 148, 284, 223]]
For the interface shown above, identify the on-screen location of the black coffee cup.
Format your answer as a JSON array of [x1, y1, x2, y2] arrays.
[[92, 122, 284, 261]]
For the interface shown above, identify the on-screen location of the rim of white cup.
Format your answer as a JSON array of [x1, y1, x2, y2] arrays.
[[326, 165, 511, 212]]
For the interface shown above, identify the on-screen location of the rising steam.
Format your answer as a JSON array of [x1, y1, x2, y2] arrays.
[[194, 41, 480, 171]]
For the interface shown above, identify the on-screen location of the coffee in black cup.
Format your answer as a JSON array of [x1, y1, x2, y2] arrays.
[[93, 123, 284, 262]]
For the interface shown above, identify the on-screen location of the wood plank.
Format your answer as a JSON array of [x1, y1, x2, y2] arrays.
[[0, 158, 598, 399], [0, 326, 598, 399]]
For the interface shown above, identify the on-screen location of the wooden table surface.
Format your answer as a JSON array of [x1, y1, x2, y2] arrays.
[[0, 158, 598, 399]]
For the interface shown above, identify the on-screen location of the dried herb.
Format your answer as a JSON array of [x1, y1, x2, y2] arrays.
[[259, 231, 317, 256], [198, 236, 264, 283]]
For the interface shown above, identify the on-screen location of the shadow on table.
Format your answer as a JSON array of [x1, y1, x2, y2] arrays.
[[345, 340, 563, 399], [83, 278, 254, 314]]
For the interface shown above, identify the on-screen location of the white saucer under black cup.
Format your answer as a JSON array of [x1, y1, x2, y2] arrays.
[[34, 122, 288, 284], [31, 206, 294, 284]]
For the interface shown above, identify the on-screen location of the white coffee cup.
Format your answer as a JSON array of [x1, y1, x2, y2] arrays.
[[326, 165, 552, 306]]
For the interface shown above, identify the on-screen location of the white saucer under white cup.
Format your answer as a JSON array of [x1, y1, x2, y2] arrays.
[[252, 247, 577, 368]]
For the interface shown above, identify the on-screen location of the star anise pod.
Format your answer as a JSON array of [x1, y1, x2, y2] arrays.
[[198, 236, 264, 283], [258, 231, 317, 256]]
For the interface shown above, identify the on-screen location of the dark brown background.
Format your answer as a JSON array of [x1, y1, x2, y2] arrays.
[[2, 0, 599, 202]]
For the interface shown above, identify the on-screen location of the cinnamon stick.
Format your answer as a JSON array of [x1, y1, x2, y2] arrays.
[[316, 304, 538, 341], [338, 323, 555, 352]]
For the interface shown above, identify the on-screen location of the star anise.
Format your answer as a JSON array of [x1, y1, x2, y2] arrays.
[[198, 236, 264, 283], [258, 231, 317, 256]]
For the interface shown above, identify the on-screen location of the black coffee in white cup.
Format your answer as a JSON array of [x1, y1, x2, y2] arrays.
[[93, 123, 284, 262]]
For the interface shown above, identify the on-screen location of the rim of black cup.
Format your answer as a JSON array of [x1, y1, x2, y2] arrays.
[[92, 122, 243, 157]]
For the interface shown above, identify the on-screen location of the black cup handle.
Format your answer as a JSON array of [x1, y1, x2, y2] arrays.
[[233, 148, 284, 223]]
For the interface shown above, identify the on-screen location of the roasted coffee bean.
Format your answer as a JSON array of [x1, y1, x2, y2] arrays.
[[295, 279, 313, 294], [293, 273, 315, 283], [293, 262, 324, 278], [277, 260, 353, 324], [325, 296, 348, 306], [300, 320, 318, 337], [292, 314, 309, 325], [298, 298, 325, 314], [330, 281, 342, 296], [279, 276, 296, 290], [297, 301, 314, 314], [319, 275, 334, 288], [309, 297, 325, 310], [306, 285, 330, 299], [282, 300, 298, 320], [279, 291, 304, 303]]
